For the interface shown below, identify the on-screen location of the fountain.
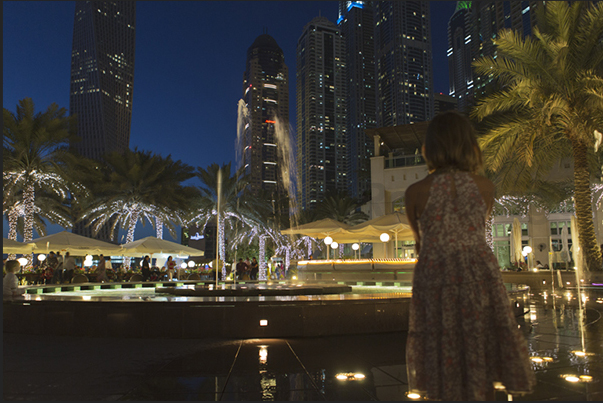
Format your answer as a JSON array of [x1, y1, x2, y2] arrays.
[[3, 100, 534, 342]]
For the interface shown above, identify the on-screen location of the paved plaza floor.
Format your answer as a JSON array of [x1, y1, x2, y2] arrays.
[[3, 285, 603, 401]]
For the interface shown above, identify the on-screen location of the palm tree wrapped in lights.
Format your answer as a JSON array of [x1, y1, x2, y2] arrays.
[[190, 162, 256, 280], [80, 149, 195, 266], [3, 98, 83, 263]]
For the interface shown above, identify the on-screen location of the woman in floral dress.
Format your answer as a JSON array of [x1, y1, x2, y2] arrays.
[[404, 111, 535, 400]]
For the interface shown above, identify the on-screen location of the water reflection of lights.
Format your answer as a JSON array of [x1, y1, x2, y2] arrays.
[[571, 350, 594, 357], [335, 372, 365, 381], [259, 345, 268, 364], [406, 391, 422, 399], [561, 374, 593, 383]]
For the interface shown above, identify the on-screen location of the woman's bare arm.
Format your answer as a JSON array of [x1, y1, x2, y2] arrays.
[[405, 183, 422, 256]]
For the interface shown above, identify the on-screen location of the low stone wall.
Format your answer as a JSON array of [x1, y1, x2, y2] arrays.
[[3, 295, 411, 339]]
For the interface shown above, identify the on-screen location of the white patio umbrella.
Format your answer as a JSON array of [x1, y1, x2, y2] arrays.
[[29, 231, 122, 256], [280, 218, 351, 238], [346, 212, 413, 257], [119, 236, 205, 258], [2, 238, 35, 255], [510, 218, 523, 265]]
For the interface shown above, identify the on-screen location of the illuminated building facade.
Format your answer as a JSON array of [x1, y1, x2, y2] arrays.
[[241, 34, 289, 196], [448, 1, 543, 111], [296, 16, 347, 210], [337, 1, 376, 200], [69, 0, 136, 241], [374, 1, 434, 126], [447, 1, 474, 112]]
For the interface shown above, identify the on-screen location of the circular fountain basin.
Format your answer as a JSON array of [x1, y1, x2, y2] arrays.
[[3, 281, 530, 339]]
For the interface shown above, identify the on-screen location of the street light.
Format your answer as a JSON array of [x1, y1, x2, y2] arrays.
[[352, 243, 359, 259], [38, 254, 46, 262], [187, 260, 195, 268], [324, 236, 333, 260], [380, 233, 390, 259], [331, 242, 339, 259]]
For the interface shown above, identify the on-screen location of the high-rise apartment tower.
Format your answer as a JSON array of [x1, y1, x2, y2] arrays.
[[241, 34, 289, 196], [337, 1, 376, 200], [69, 1, 136, 240], [374, 1, 434, 126], [448, 1, 543, 110], [296, 16, 347, 211]]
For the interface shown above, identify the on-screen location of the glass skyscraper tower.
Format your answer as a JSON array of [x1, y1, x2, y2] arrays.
[[241, 34, 289, 197], [374, 1, 434, 126], [337, 1, 376, 201], [296, 16, 347, 211], [69, 1, 136, 240], [70, 1, 135, 160]]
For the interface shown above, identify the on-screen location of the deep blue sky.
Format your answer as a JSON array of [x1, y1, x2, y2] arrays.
[[3, 1, 456, 242]]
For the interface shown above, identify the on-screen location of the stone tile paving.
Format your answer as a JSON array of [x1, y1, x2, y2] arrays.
[[4, 286, 602, 401]]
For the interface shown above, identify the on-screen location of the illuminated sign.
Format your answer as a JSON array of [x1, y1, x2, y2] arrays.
[[190, 232, 204, 240]]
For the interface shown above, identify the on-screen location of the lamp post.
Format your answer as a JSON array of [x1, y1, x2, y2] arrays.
[[352, 243, 360, 260], [523, 245, 533, 269], [331, 242, 339, 259], [380, 233, 390, 259], [324, 236, 333, 260]]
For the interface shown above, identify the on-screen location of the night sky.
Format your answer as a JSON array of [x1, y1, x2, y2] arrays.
[[3, 1, 457, 242]]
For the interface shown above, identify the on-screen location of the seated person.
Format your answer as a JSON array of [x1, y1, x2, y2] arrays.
[[3, 260, 25, 300]]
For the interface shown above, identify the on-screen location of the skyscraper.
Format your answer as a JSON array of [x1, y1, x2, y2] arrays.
[[448, 1, 544, 110], [70, 1, 135, 160], [241, 34, 289, 197], [447, 1, 474, 112], [69, 1, 136, 240], [374, 1, 434, 126], [296, 16, 347, 211], [337, 1, 376, 200]]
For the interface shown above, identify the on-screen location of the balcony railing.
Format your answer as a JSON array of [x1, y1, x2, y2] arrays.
[[384, 155, 425, 169]]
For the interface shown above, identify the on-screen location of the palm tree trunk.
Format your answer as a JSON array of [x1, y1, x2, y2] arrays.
[[23, 183, 35, 242], [573, 140, 602, 271], [155, 216, 163, 239], [7, 207, 19, 260], [259, 236, 267, 280], [124, 209, 139, 268], [8, 207, 18, 241], [219, 218, 226, 280]]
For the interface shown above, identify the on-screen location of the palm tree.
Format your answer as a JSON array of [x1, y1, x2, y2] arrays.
[[314, 190, 369, 225], [472, 1, 603, 271], [190, 162, 257, 278], [80, 149, 195, 247], [3, 98, 80, 244]]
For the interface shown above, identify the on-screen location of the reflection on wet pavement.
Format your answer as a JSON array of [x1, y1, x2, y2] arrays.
[[3, 286, 602, 401]]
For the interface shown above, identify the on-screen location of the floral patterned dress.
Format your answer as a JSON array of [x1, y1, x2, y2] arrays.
[[406, 171, 535, 400]]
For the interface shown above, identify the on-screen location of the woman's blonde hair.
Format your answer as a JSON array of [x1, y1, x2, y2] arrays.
[[423, 111, 483, 173]]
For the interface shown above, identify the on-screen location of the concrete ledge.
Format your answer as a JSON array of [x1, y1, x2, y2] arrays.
[[3, 295, 412, 339]]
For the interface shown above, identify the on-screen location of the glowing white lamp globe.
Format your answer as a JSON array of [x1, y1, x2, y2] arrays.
[[38, 254, 46, 262], [523, 245, 532, 254], [17, 257, 28, 267], [522, 250, 528, 257], [85, 254, 93, 262], [180, 262, 187, 269], [380, 233, 390, 243], [84, 259, 93, 267], [352, 243, 360, 251], [187, 261, 195, 268], [331, 242, 339, 249], [324, 236, 333, 245]]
